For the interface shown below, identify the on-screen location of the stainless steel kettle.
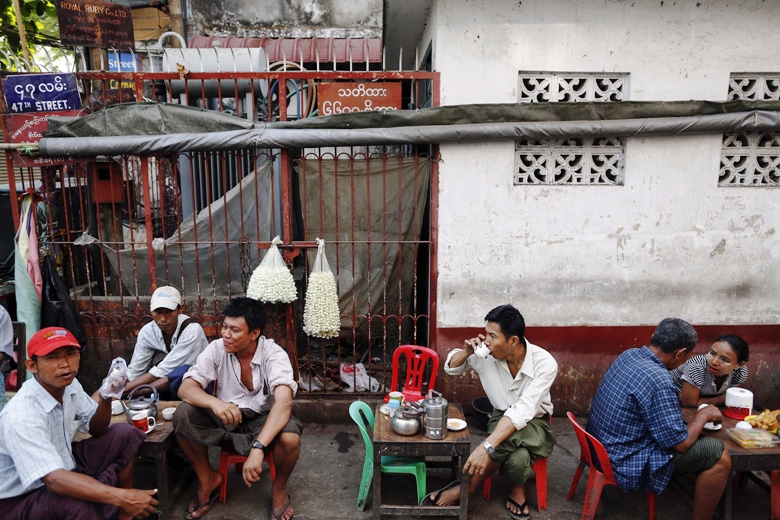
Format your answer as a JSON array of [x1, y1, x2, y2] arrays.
[[123, 384, 159, 422], [422, 389, 448, 440], [391, 403, 423, 436]]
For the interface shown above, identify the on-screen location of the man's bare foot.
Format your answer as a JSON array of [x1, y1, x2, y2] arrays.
[[506, 484, 530, 518], [185, 472, 223, 519], [271, 490, 294, 520], [420, 480, 461, 506]]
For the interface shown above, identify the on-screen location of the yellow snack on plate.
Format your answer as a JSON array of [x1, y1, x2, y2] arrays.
[[745, 413, 779, 434]]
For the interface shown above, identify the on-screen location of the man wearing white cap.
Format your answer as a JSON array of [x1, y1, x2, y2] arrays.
[[124, 286, 208, 399]]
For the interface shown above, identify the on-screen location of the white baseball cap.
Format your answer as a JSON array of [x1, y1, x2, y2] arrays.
[[150, 286, 182, 311]]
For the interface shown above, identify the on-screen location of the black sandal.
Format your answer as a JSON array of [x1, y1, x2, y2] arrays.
[[506, 496, 530, 519]]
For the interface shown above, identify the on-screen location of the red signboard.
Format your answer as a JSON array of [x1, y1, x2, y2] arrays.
[[2, 111, 83, 167], [317, 82, 402, 116], [57, 0, 134, 49]]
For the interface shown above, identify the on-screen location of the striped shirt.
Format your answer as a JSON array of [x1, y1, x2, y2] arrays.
[[184, 337, 297, 413], [587, 347, 689, 495], [669, 354, 748, 396], [0, 377, 97, 498], [127, 313, 209, 380]]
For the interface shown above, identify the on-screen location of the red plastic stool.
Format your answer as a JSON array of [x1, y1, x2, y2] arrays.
[[218, 449, 276, 504], [481, 457, 548, 511]]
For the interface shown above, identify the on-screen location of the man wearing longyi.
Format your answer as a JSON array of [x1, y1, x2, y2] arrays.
[[0, 327, 158, 520], [425, 304, 558, 520], [588, 318, 732, 520], [174, 298, 302, 520]]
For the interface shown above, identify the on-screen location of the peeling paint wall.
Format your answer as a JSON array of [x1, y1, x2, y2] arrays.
[[429, 0, 780, 329], [187, 0, 382, 38]]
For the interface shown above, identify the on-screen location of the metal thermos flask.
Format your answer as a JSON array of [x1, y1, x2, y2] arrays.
[[423, 390, 448, 440]]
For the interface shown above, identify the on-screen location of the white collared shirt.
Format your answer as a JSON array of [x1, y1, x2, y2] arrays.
[[0, 306, 12, 358], [184, 337, 298, 413], [445, 340, 557, 430], [0, 377, 97, 498], [127, 313, 209, 380]]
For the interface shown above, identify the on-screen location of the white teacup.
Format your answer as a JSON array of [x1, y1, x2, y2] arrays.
[[162, 407, 177, 421], [473, 343, 491, 359], [111, 400, 124, 415], [698, 403, 718, 430]]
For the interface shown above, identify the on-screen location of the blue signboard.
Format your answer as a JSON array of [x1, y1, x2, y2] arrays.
[[2, 73, 81, 114], [108, 52, 140, 72]]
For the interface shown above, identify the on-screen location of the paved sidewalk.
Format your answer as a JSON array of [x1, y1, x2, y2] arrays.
[[163, 414, 771, 519]]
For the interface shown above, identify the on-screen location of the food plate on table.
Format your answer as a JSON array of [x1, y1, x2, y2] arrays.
[[447, 418, 467, 431]]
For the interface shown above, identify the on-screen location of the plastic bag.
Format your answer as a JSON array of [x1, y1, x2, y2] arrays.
[[246, 236, 297, 303], [41, 254, 88, 347], [98, 358, 128, 399], [339, 363, 381, 392], [303, 238, 340, 339]]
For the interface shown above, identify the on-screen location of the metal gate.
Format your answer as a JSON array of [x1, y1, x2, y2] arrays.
[[3, 66, 439, 394]]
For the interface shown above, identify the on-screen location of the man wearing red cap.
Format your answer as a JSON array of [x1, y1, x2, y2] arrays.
[[0, 327, 159, 520]]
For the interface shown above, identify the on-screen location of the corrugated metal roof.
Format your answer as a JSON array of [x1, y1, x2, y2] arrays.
[[187, 36, 383, 64]]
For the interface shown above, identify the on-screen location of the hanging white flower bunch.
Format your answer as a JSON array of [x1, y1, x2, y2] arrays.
[[303, 238, 341, 339], [246, 236, 297, 304]]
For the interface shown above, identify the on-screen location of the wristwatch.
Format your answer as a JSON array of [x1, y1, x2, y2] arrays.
[[251, 440, 270, 454], [483, 440, 495, 456]]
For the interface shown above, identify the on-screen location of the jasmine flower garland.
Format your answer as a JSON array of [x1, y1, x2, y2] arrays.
[[246, 236, 297, 304], [303, 238, 341, 338]]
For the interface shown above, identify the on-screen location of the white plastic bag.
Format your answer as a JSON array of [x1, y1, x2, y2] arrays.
[[246, 236, 298, 303], [98, 358, 128, 399], [339, 363, 381, 392], [303, 238, 340, 338]]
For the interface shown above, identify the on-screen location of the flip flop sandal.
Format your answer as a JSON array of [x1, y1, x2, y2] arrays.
[[506, 496, 530, 519], [183, 488, 219, 519], [419, 480, 460, 506], [271, 493, 294, 520]]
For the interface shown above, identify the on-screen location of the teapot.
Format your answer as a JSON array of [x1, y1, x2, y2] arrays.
[[123, 384, 159, 423], [391, 402, 424, 436]]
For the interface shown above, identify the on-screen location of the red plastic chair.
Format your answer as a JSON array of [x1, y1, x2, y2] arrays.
[[481, 415, 551, 511], [566, 412, 655, 520], [384, 345, 439, 403], [218, 449, 276, 504]]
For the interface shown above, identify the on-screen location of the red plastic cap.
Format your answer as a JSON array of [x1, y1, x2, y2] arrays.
[[28, 327, 81, 358]]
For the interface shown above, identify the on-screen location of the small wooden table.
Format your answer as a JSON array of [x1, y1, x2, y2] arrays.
[[77, 400, 186, 520], [372, 403, 471, 520], [682, 408, 780, 520]]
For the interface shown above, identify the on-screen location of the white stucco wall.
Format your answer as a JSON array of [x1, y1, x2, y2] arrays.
[[430, 0, 780, 328]]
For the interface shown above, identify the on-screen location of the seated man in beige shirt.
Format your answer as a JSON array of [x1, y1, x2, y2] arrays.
[[173, 298, 301, 520], [424, 304, 558, 520]]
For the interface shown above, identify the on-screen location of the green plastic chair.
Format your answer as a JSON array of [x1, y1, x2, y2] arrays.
[[349, 400, 427, 510]]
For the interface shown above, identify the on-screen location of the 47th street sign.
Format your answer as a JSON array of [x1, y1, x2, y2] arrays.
[[2, 73, 82, 114]]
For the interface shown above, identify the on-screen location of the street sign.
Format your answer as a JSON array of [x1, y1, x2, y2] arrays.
[[57, 0, 135, 49], [318, 82, 402, 116], [108, 51, 140, 89], [2, 111, 83, 167], [2, 74, 82, 114]]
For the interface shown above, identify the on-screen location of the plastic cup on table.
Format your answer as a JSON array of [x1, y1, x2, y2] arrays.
[[388, 391, 404, 409]]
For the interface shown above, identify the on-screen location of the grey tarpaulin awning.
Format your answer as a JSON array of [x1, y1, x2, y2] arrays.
[[39, 100, 780, 156]]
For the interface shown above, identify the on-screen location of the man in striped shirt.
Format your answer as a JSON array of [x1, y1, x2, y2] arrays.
[[0, 327, 158, 520], [173, 298, 302, 520]]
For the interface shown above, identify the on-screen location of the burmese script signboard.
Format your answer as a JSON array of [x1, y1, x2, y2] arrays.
[[2, 111, 83, 167], [57, 0, 134, 49], [317, 82, 402, 116], [2, 73, 81, 113]]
